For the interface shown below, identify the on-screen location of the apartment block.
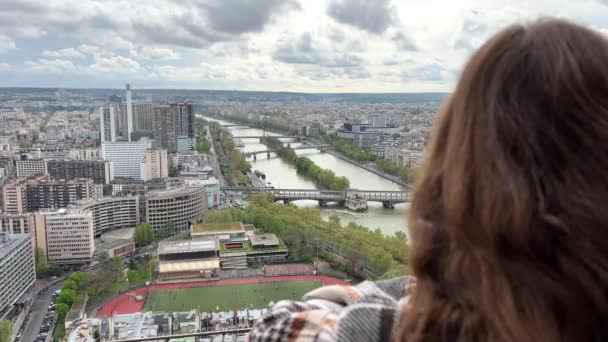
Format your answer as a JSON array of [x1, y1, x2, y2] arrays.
[[78, 196, 140, 237], [0, 233, 36, 319], [144, 149, 168, 180], [144, 186, 207, 236], [2, 176, 93, 214], [15, 159, 47, 177], [69, 149, 100, 161], [47, 159, 114, 184]]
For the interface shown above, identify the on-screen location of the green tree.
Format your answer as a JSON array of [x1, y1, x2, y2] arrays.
[[156, 222, 174, 240], [134, 223, 154, 247], [56, 303, 70, 317], [0, 320, 12, 342], [57, 289, 77, 307], [62, 280, 78, 292]]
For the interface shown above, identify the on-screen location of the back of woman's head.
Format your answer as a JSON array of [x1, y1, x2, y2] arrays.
[[403, 18, 608, 341]]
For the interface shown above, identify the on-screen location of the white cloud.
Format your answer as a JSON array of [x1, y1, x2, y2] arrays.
[[41, 48, 85, 59], [89, 56, 143, 75], [139, 47, 180, 60], [2, 0, 608, 91], [0, 35, 16, 53], [25, 59, 78, 74]]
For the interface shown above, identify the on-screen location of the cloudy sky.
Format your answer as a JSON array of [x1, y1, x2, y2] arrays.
[[1, 0, 608, 92]]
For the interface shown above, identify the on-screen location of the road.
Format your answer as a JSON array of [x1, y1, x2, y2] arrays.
[[20, 281, 63, 342]]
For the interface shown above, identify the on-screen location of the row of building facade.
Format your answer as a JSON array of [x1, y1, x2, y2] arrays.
[[0, 185, 208, 266]]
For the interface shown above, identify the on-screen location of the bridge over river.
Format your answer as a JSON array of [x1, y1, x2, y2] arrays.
[[244, 144, 333, 158], [222, 187, 411, 208]]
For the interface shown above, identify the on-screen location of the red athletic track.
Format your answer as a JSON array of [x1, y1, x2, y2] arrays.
[[96, 275, 348, 317]]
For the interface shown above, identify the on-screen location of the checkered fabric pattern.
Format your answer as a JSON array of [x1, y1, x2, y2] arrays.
[[248, 276, 415, 342]]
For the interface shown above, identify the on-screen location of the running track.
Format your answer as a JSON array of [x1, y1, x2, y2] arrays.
[[96, 275, 348, 317]]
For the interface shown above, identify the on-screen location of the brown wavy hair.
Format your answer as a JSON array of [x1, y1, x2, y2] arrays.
[[401, 18, 608, 342]]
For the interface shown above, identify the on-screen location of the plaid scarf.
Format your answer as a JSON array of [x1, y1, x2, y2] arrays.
[[248, 276, 415, 342]]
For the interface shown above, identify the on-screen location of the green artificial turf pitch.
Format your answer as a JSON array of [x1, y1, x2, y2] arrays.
[[144, 280, 322, 312]]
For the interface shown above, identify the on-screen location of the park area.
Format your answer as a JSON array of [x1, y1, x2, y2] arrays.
[[144, 280, 321, 312]]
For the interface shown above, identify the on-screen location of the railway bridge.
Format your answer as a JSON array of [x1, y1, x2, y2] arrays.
[[244, 145, 333, 159], [222, 187, 411, 208]]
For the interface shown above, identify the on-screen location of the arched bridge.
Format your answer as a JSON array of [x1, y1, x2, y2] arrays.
[[222, 187, 411, 208], [244, 144, 333, 157]]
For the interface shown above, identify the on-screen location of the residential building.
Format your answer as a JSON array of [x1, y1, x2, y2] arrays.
[[0, 233, 36, 319], [77, 196, 140, 237], [47, 159, 114, 184], [0, 213, 34, 235], [69, 148, 100, 161], [101, 139, 152, 180], [153, 103, 194, 152], [15, 159, 47, 177], [144, 186, 207, 236], [144, 149, 168, 180], [2, 176, 33, 214], [27, 177, 94, 212], [34, 209, 94, 265], [99, 106, 116, 143]]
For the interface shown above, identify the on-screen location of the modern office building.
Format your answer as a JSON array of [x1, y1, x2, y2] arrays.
[[15, 159, 47, 177], [77, 196, 140, 237], [99, 106, 117, 143], [69, 148, 100, 161], [0, 233, 36, 319], [0, 213, 34, 235], [126, 84, 134, 142], [144, 149, 168, 180], [153, 103, 194, 152], [337, 114, 400, 148], [34, 209, 94, 265], [144, 186, 206, 236], [101, 139, 152, 180], [47, 159, 114, 184]]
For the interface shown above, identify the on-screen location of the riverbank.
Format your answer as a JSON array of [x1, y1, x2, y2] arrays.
[[324, 149, 413, 189]]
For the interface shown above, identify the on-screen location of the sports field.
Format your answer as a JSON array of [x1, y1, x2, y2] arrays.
[[144, 280, 322, 312]]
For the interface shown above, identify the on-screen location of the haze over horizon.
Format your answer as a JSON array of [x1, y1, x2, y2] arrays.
[[1, 0, 607, 92]]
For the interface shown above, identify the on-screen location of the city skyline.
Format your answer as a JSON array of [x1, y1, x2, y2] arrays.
[[1, 0, 607, 92]]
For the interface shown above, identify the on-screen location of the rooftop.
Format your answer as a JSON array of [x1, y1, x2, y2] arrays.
[[158, 240, 218, 255], [249, 234, 280, 247], [0, 233, 30, 260], [100, 228, 135, 243], [191, 222, 244, 235]]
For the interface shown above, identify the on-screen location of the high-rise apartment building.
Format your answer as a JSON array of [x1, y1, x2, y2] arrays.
[[101, 139, 152, 180], [15, 159, 47, 177], [0, 233, 36, 319], [144, 149, 168, 180], [47, 159, 114, 184], [99, 106, 117, 143], [3, 176, 93, 214], [33, 209, 94, 265], [153, 103, 194, 152]]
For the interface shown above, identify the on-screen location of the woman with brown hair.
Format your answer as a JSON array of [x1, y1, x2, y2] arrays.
[[248, 18, 608, 342]]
